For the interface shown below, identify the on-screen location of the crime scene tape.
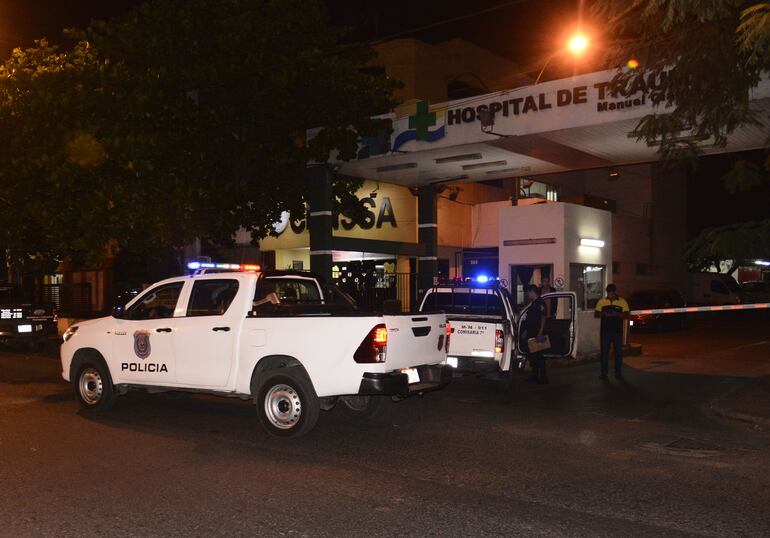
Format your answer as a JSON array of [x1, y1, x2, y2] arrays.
[[630, 303, 770, 316]]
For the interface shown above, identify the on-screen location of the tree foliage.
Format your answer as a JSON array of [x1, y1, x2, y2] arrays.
[[595, 0, 770, 266], [0, 0, 397, 270]]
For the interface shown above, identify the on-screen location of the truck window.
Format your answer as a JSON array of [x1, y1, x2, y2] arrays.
[[186, 279, 240, 317], [256, 278, 321, 304], [125, 283, 184, 320], [426, 291, 504, 316]]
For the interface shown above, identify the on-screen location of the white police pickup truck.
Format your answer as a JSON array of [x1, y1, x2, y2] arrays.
[[419, 279, 576, 382], [61, 270, 451, 437]]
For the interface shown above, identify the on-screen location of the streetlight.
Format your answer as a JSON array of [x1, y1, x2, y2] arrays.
[[535, 31, 591, 84], [567, 34, 589, 55]]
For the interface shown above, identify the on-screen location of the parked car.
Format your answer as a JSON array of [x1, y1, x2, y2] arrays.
[[61, 270, 451, 437], [628, 289, 687, 332], [0, 283, 58, 349], [418, 279, 577, 381], [686, 273, 743, 305], [740, 281, 770, 303]]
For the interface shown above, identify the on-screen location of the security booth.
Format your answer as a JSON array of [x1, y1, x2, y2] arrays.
[[498, 202, 612, 310]]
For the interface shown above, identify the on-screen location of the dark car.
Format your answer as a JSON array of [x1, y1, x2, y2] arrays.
[[628, 289, 686, 332], [740, 281, 770, 303], [0, 284, 58, 349]]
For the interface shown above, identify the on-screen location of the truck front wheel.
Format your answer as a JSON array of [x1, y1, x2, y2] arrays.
[[74, 362, 117, 412], [256, 369, 320, 438]]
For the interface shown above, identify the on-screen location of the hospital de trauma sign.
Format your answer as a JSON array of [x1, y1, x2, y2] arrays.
[[446, 72, 665, 125]]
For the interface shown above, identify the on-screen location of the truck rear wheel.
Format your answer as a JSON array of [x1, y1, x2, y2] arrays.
[[74, 362, 116, 412], [256, 369, 319, 438], [338, 395, 388, 419]]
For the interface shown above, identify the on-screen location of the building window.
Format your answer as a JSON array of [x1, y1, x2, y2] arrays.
[[569, 263, 606, 310]]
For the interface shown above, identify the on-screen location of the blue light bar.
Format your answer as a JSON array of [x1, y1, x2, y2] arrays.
[[475, 275, 490, 284], [187, 262, 201, 270]]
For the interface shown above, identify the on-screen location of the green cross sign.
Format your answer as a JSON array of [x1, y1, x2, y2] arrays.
[[408, 101, 436, 141]]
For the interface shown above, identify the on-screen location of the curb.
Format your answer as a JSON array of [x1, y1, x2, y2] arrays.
[[711, 404, 770, 428]]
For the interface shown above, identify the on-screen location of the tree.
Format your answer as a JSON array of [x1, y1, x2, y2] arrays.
[[0, 0, 397, 274], [595, 0, 770, 268]]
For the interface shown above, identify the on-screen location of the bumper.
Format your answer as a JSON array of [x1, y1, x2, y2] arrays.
[[358, 364, 452, 397], [445, 355, 501, 374], [0, 323, 55, 342]]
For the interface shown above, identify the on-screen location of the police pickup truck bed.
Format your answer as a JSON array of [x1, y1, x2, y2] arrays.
[[61, 270, 451, 437], [0, 284, 57, 348], [419, 281, 577, 381]]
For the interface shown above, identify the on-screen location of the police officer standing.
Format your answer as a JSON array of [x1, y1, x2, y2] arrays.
[[594, 283, 630, 380], [522, 285, 548, 384]]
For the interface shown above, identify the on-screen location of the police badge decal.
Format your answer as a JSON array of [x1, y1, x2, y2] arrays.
[[133, 330, 152, 359]]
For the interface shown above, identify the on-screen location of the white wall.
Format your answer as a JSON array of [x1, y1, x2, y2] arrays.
[[498, 203, 566, 284]]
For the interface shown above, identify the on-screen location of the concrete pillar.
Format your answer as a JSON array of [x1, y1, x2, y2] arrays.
[[308, 165, 333, 280], [417, 185, 438, 297]]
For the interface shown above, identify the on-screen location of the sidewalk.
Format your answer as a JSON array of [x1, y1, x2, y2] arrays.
[[711, 375, 770, 427]]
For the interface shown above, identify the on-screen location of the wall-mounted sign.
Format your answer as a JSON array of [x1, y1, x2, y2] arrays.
[[446, 72, 666, 125], [275, 196, 398, 235], [259, 180, 418, 251]]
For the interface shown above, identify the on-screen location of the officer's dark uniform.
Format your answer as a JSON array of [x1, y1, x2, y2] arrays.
[[521, 296, 548, 383]]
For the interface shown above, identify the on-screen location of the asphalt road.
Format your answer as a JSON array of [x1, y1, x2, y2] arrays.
[[1, 314, 769, 537]]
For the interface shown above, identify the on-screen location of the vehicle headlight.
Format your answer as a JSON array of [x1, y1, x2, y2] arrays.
[[63, 325, 79, 343]]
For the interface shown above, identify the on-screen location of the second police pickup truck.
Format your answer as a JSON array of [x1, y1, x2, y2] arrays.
[[60, 269, 451, 437], [419, 278, 577, 383]]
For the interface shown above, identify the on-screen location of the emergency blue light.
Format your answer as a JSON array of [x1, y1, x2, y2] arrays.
[[476, 275, 490, 284], [187, 262, 201, 270]]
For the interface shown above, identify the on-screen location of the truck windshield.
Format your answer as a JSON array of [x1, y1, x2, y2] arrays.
[[426, 291, 504, 316]]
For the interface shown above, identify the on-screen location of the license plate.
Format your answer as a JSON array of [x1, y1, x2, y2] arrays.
[[400, 368, 420, 384], [17, 324, 32, 333]]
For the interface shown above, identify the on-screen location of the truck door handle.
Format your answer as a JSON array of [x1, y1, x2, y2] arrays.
[[213, 326, 231, 332], [155, 327, 172, 333]]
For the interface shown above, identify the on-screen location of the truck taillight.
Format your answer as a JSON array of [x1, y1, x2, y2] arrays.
[[446, 322, 451, 352], [495, 329, 504, 354], [354, 324, 387, 363]]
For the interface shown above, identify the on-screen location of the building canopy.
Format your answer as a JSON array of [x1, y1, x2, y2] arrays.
[[339, 69, 770, 186]]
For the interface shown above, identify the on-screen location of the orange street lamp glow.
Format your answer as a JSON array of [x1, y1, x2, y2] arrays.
[[567, 34, 588, 55]]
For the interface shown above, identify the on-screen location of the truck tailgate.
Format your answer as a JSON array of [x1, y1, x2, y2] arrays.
[[446, 316, 505, 358], [382, 313, 447, 370]]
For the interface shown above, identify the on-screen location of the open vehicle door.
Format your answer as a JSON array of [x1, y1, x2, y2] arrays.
[[515, 292, 578, 359]]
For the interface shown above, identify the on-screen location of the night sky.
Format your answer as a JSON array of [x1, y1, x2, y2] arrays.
[[0, 0, 765, 233], [0, 0, 587, 70]]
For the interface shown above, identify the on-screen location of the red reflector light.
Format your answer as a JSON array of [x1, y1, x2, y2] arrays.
[[495, 328, 504, 354], [445, 322, 451, 352]]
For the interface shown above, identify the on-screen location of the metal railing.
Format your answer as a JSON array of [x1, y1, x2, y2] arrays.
[[33, 283, 95, 317], [333, 272, 418, 313]]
